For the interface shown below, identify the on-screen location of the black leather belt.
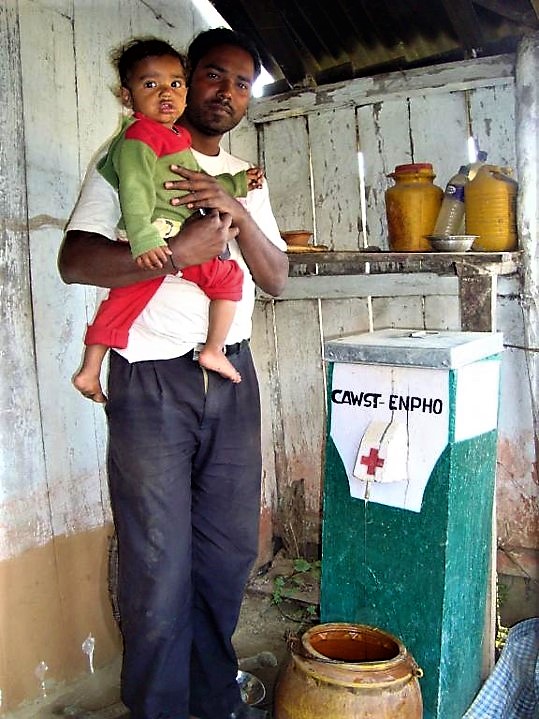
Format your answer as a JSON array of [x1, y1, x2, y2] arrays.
[[224, 339, 250, 355], [189, 339, 249, 361]]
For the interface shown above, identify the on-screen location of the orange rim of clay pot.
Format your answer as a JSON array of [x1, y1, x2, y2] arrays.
[[291, 623, 423, 689]]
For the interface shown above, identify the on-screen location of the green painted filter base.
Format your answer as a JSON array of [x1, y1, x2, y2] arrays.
[[320, 429, 497, 719]]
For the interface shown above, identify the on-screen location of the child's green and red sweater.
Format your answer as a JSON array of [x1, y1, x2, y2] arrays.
[[97, 112, 247, 258]]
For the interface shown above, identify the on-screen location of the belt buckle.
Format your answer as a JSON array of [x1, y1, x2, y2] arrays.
[[192, 343, 204, 360]]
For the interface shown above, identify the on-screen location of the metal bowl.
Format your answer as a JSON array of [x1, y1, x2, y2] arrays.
[[427, 235, 478, 252], [236, 670, 266, 706]]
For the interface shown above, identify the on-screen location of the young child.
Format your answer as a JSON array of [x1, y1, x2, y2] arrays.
[[73, 38, 262, 402]]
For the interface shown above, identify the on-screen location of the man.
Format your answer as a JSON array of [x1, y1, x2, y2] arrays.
[[59, 28, 288, 719]]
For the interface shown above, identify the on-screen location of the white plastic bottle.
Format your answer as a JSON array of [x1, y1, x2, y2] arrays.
[[432, 166, 468, 236]]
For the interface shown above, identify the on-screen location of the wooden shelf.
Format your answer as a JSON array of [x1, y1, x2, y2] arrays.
[[281, 250, 521, 332], [286, 250, 520, 277]]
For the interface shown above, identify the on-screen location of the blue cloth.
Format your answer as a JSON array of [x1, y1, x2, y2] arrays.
[[463, 617, 539, 719]]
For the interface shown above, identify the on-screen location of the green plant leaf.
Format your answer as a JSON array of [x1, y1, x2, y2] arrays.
[[293, 558, 312, 573]]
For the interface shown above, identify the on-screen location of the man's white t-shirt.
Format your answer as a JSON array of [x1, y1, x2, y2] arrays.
[[67, 148, 286, 363]]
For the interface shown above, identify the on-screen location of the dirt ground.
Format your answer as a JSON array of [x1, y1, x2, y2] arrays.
[[5, 557, 319, 719]]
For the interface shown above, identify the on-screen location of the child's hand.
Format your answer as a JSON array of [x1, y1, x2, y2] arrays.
[[136, 246, 172, 270], [246, 166, 264, 190]]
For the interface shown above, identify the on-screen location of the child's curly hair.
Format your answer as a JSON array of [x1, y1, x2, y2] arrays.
[[111, 37, 186, 88]]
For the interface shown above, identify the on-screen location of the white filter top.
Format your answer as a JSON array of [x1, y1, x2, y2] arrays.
[[324, 328, 503, 369]]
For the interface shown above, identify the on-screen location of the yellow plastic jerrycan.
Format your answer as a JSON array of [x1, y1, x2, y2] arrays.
[[385, 163, 443, 252], [465, 165, 518, 251]]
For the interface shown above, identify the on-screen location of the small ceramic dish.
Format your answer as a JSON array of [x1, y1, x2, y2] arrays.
[[426, 235, 478, 252], [281, 230, 313, 247]]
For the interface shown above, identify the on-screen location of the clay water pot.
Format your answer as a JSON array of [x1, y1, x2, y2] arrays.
[[274, 623, 423, 719]]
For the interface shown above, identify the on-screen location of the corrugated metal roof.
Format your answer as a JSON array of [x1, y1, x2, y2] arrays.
[[210, 0, 539, 95]]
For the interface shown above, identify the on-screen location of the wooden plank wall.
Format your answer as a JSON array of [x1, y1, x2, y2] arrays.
[[1, 2, 213, 709], [2, 0, 206, 562], [0, 2, 51, 560], [245, 56, 520, 555]]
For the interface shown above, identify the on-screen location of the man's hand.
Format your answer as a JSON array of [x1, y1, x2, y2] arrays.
[[59, 211, 239, 288], [162, 166, 287, 298], [165, 166, 248, 221], [168, 209, 239, 270]]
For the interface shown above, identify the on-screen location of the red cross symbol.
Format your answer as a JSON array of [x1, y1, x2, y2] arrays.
[[360, 447, 385, 476]]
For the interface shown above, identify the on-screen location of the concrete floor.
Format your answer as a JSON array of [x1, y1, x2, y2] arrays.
[[4, 559, 319, 719]]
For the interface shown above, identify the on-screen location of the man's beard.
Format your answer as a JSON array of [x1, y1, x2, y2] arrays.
[[185, 104, 238, 137]]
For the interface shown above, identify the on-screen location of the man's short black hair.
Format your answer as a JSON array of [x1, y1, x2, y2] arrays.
[[113, 37, 185, 88], [187, 28, 262, 82]]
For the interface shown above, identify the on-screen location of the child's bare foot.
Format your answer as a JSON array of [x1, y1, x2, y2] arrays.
[[198, 347, 241, 383], [72, 371, 107, 403]]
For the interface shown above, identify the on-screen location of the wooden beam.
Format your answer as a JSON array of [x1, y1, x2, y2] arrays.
[[457, 272, 497, 331], [249, 53, 515, 123]]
